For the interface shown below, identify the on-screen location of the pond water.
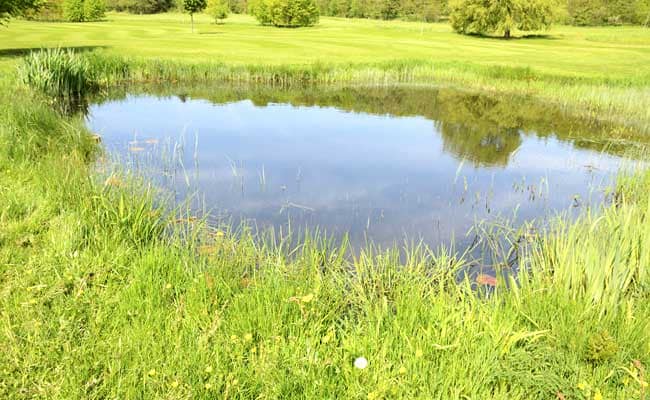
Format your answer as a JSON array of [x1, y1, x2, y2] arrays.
[[85, 85, 644, 249]]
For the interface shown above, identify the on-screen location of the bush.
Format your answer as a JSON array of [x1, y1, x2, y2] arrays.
[[251, 0, 319, 26], [63, 0, 85, 21], [84, 0, 105, 19], [105, 0, 175, 13], [206, 0, 228, 22]]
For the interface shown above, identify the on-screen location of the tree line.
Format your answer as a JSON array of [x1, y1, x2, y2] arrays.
[[7, 0, 650, 27]]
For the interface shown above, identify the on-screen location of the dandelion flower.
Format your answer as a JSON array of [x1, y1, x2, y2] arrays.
[[577, 382, 587, 391], [354, 357, 368, 369], [148, 369, 157, 377], [170, 380, 179, 388], [593, 389, 603, 400], [398, 366, 407, 375]]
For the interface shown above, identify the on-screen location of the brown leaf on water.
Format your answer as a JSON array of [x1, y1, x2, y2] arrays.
[[476, 274, 498, 287]]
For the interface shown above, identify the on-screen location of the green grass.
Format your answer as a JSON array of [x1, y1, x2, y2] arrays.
[[1, 14, 650, 399], [2, 13, 650, 131]]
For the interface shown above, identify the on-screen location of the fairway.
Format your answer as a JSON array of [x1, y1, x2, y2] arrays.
[[2, 13, 650, 80]]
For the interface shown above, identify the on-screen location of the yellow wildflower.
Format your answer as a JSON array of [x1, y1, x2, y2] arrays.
[[399, 366, 407, 375], [148, 369, 157, 377], [170, 380, 179, 388], [244, 333, 253, 342], [593, 389, 603, 400], [577, 382, 587, 391], [205, 366, 213, 374], [204, 383, 212, 390]]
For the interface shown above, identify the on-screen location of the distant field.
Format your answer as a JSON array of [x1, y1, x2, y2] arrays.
[[1, 13, 650, 81]]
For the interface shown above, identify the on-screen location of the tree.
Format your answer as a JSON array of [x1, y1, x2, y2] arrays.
[[251, 0, 319, 27], [206, 0, 228, 23], [84, 0, 106, 20], [63, 0, 85, 21], [1, 0, 42, 24], [183, 0, 207, 32], [449, 0, 558, 38]]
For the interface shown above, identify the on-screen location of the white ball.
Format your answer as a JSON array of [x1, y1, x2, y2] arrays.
[[354, 357, 368, 369]]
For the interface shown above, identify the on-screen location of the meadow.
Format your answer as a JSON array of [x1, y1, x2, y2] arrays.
[[0, 13, 649, 399]]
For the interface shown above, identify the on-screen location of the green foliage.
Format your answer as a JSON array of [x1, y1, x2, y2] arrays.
[[61, 0, 104, 21], [62, 0, 85, 20], [315, 0, 445, 20], [0, 0, 43, 24], [449, 0, 557, 38], [206, 0, 228, 22], [106, 0, 175, 13], [182, 0, 206, 14], [84, 0, 105, 20], [566, 0, 650, 25], [251, 0, 319, 27]]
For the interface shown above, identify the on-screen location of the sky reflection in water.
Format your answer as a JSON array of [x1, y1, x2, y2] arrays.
[[86, 87, 636, 249]]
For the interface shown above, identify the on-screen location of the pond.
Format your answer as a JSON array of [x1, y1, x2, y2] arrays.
[[85, 85, 645, 249]]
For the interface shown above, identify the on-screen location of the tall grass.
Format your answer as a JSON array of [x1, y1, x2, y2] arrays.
[[3, 56, 650, 398], [18, 48, 97, 98]]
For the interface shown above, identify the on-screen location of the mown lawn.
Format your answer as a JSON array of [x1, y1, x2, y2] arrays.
[[1, 13, 649, 79]]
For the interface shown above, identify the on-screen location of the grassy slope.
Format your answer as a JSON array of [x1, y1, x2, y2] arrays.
[[0, 16, 650, 400]]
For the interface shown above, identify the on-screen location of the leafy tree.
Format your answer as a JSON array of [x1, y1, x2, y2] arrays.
[[183, 0, 207, 32], [63, 0, 85, 21], [206, 0, 228, 22], [84, 0, 106, 19], [1, 0, 43, 24], [251, 0, 319, 26], [106, 0, 175, 13], [449, 0, 558, 38]]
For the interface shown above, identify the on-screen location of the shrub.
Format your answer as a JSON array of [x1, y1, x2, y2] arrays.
[[251, 0, 319, 27], [206, 0, 228, 22], [106, 0, 175, 13], [84, 0, 105, 20], [63, 0, 85, 21]]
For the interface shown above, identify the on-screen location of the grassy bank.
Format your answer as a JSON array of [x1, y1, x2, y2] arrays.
[[1, 63, 649, 399], [1, 17, 650, 399], [1, 13, 650, 132]]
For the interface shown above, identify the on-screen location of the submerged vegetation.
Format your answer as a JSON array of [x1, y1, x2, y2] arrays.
[[1, 13, 650, 399]]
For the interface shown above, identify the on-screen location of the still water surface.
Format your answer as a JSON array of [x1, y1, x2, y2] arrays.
[[86, 86, 642, 248]]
